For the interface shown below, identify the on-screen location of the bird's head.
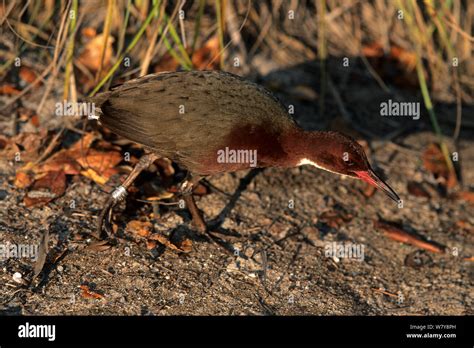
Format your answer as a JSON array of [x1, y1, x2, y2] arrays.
[[297, 131, 400, 203]]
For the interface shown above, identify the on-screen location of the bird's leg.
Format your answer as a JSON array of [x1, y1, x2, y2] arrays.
[[180, 176, 235, 255], [179, 174, 207, 233], [96, 152, 159, 239]]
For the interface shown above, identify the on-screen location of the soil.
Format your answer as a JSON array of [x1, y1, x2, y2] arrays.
[[0, 61, 473, 316]]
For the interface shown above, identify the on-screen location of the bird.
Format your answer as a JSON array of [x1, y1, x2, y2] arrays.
[[91, 70, 400, 239]]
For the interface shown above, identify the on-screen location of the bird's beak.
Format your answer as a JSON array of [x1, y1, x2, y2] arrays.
[[354, 169, 400, 203]]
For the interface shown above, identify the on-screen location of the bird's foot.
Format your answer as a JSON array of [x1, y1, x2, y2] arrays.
[[96, 185, 128, 239], [95, 152, 159, 240]]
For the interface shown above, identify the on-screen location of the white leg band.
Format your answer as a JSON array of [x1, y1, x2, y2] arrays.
[[111, 186, 127, 201]]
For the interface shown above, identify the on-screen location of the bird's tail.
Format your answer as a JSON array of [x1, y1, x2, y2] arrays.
[[84, 92, 112, 121]]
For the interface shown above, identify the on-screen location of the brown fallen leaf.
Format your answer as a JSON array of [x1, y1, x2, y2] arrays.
[[192, 36, 220, 70], [19, 66, 40, 86], [36, 150, 82, 175], [423, 143, 457, 189], [319, 210, 353, 229], [362, 42, 419, 87], [146, 191, 175, 201], [77, 34, 115, 72], [80, 284, 104, 299], [24, 170, 66, 207], [126, 220, 153, 238], [30, 114, 40, 128], [81, 27, 97, 38], [374, 220, 445, 253], [154, 36, 221, 72], [390, 45, 417, 71], [14, 171, 34, 189], [193, 183, 208, 196], [174, 238, 193, 253], [79, 168, 109, 186], [0, 84, 21, 95], [69, 132, 96, 152], [148, 233, 191, 253], [35, 133, 97, 175], [453, 191, 474, 204], [362, 42, 384, 58], [75, 149, 122, 170], [76, 149, 122, 183], [146, 240, 157, 250], [8, 130, 48, 162]]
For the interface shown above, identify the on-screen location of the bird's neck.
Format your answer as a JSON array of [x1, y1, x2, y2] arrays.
[[279, 127, 329, 168]]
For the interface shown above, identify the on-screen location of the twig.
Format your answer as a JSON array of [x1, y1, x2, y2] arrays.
[[33, 127, 65, 165]]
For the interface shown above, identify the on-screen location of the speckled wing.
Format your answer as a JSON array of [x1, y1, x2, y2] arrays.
[[93, 70, 294, 171]]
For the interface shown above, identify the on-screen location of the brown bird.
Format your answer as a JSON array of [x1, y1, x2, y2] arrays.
[[92, 70, 400, 239]]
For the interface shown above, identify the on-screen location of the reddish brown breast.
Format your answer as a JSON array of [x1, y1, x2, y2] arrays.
[[192, 123, 293, 175]]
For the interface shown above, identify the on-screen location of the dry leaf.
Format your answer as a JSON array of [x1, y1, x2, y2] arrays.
[[126, 220, 153, 238], [0, 84, 21, 95], [390, 45, 417, 71], [146, 191, 175, 201], [423, 143, 457, 189], [69, 133, 96, 152], [24, 170, 66, 207], [453, 191, 474, 204], [80, 284, 104, 299], [80, 168, 108, 185], [362, 42, 384, 57], [193, 183, 208, 196], [37, 133, 97, 175], [82, 27, 97, 38], [148, 233, 190, 253], [30, 114, 40, 128], [374, 220, 445, 253], [155, 36, 221, 72], [76, 149, 122, 173], [192, 36, 220, 70], [319, 210, 353, 229], [14, 171, 34, 189], [175, 238, 193, 253], [19, 66, 40, 86], [36, 151, 82, 175], [78, 34, 115, 72], [146, 240, 157, 250], [10, 130, 47, 162]]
